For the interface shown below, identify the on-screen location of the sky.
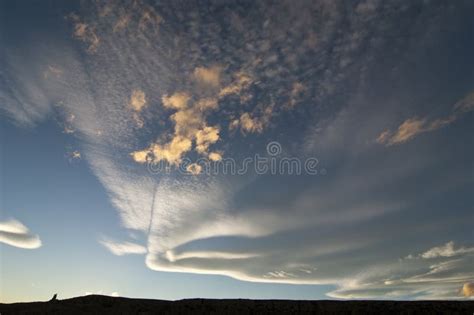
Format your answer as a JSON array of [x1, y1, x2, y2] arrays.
[[1, 0, 474, 302]]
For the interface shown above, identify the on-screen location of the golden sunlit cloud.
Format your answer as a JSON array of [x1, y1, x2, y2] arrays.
[[162, 92, 190, 110], [208, 152, 222, 161], [219, 72, 253, 98], [129, 89, 147, 112], [463, 282, 474, 297], [69, 14, 100, 53], [388, 117, 426, 145], [138, 5, 163, 32], [133, 87, 223, 165], [131, 150, 150, 163], [232, 106, 273, 134], [193, 66, 222, 87], [113, 14, 131, 32], [133, 135, 192, 165], [287, 82, 307, 108], [377, 91, 474, 146], [186, 163, 203, 175], [171, 109, 204, 137], [128, 89, 147, 127], [239, 112, 265, 133], [375, 130, 391, 144], [196, 98, 218, 111], [195, 126, 220, 154]]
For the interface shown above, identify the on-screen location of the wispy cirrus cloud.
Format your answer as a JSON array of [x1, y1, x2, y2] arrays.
[[100, 237, 147, 256], [377, 92, 474, 146], [414, 241, 474, 259], [328, 241, 474, 299]]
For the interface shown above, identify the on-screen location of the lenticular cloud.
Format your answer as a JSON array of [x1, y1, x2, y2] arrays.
[[0, 218, 42, 249]]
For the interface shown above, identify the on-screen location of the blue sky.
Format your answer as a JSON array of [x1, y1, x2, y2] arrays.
[[1, 0, 473, 302]]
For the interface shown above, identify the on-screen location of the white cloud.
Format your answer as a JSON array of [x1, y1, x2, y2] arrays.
[[0, 219, 42, 249], [419, 241, 474, 259], [100, 237, 147, 256], [328, 242, 474, 299], [85, 291, 120, 297]]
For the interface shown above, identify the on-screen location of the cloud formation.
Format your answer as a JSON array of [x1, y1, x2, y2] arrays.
[[377, 92, 474, 146], [418, 241, 474, 259], [131, 87, 223, 166], [100, 238, 147, 256], [232, 107, 273, 134], [2, 0, 473, 301], [129, 89, 147, 112], [463, 283, 474, 297], [193, 66, 221, 88], [0, 219, 42, 249], [328, 241, 474, 299], [68, 14, 100, 53]]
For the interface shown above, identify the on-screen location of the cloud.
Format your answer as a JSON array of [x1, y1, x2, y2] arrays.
[[463, 282, 474, 297], [195, 98, 218, 111], [231, 105, 273, 134], [132, 135, 192, 165], [328, 241, 474, 299], [100, 238, 147, 256], [195, 126, 220, 154], [418, 241, 474, 259], [113, 14, 131, 32], [387, 118, 426, 145], [132, 90, 221, 164], [0, 219, 42, 249], [68, 14, 100, 53], [128, 89, 147, 127], [453, 91, 474, 113], [43, 65, 63, 79], [377, 91, 474, 146], [208, 152, 222, 162], [162, 92, 190, 110], [186, 163, 203, 175], [129, 89, 147, 112], [193, 66, 221, 88], [239, 113, 266, 134], [138, 4, 163, 32], [287, 82, 306, 108], [218, 72, 253, 98], [85, 291, 120, 297]]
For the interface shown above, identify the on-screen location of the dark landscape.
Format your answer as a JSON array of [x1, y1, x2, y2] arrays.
[[1, 295, 473, 314]]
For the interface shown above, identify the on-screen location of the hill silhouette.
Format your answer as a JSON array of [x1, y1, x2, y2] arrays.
[[1, 295, 473, 314]]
